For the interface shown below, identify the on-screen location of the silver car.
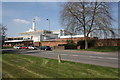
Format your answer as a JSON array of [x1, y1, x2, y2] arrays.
[[28, 46, 37, 50], [13, 46, 22, 49]]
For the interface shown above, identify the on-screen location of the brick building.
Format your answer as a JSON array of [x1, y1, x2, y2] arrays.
[[4, 18, 119, 48], [3, 18, 87, 47]]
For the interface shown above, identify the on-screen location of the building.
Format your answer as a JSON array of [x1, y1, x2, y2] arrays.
[[4, 18, 87, 47], [4, 37, 33, 47]]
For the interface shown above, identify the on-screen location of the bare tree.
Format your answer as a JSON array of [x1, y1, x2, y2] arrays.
[[0, 24, 7, 48], [60, 2, 115, 49]]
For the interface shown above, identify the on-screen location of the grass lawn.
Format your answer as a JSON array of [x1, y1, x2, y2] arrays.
[[76, 46, 120, 52], [2, 53, 119, 78]]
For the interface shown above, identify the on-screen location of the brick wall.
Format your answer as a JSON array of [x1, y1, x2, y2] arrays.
[[34, 42, 41, 46], [4, 38, 119, 47], [3, 41, 33, 47], [40, 41, 67, 47], [37, 37, 86, 47], [53, 46, 65, 50], [39, 38, 120, 47], [56, 37, 85, 41], [95, 39, 120, 46], [56, 37, 85, 44], [35, 37, 95, 47]]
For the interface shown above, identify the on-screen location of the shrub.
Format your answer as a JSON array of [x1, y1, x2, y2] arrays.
[[77, 40, 85, 49], [58, 44, 66, 46], [65, 40, 77, 49], [77, 40, 96, 49], [88, 40, 96, 48]]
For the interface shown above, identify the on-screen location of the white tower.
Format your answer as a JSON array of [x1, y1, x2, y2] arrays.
[[27, 18, 36, 32], [32, 18, 36, 31]]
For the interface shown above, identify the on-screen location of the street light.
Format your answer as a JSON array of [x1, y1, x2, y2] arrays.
[[46, 19, 50, 31]]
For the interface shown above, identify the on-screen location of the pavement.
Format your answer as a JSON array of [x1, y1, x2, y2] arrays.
[[2, 49, 119, 68]]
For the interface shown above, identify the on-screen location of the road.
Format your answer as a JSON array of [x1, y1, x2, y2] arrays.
[[2, 49, 119, 68]]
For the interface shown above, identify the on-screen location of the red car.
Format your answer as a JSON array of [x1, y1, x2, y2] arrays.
[[21, 46, 28, 49]]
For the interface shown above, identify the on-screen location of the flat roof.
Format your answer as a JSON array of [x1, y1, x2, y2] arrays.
[[19, 30, 52, 35], [5, 40, 33, 43], [19, 30, 44, 34], [7, 37, 23, 38]]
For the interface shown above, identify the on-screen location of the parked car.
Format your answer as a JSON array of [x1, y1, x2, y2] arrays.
[[21, 46, 28, 49], [28, 46, 37, 50], [13, 46, 22, 49], [39, 46, 51, 50]]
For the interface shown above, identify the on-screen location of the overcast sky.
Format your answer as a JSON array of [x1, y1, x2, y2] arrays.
[[2, 2, 118, 37]]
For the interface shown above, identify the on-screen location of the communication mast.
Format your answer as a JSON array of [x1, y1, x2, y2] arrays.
[[32, 18, 36, 31]]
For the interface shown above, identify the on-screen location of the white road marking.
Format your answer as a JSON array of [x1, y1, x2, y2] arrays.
[[106, 58, 118, 60], [59, 54, 118, 60], [97, 57, 104, 59], [89, 56, 95, 58], [48, 53, 54, 54], [61, 54, 68, 55], [72, 55, 79, 56], [89, 56, 118, 60]]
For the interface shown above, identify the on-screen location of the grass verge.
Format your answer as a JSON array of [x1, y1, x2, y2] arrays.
[[75, 46, 120, 52], [2, 53, 119, 78]]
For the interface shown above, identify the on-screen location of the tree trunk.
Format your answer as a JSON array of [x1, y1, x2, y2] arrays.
[[85, 36, 88, 49]]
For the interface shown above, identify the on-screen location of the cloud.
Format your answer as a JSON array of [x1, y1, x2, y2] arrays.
[[13, 19, 30, 24]]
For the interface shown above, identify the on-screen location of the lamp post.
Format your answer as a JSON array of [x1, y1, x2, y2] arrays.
[[46, 19, 50, 31]]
